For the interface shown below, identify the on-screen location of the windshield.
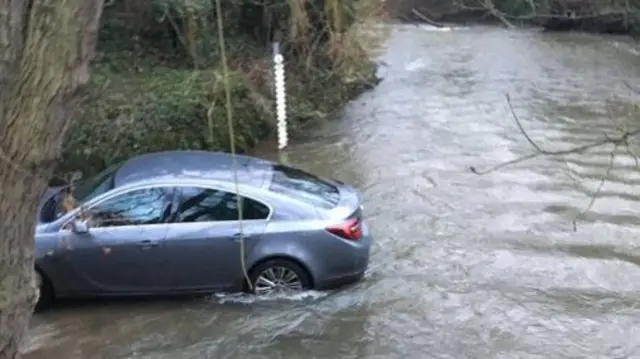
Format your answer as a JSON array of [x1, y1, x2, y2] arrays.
[[269, 164, 340, 210], [72, 163, 121, 203], [39, 164, 123, 223]]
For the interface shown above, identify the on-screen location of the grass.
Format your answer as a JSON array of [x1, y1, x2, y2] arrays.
[[57, 0, 385, 178]]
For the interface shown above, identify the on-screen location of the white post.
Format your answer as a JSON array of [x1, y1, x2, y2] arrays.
[[273, 41, 288, 150]]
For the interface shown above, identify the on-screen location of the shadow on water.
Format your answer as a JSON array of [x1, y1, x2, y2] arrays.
[[27, 25, 640, 358]]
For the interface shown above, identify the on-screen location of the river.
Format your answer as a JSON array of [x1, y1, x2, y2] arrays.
[[25, 24, 640, 359]]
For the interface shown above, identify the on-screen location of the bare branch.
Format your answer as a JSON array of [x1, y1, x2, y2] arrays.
[[523, 0, 536, 14], [469, 152, 540, 175], [571, 143, 618, 231], [471, 94, 640, 175], [411, 8, 447, 28], [481, 0, 516, 28], [624, 140, 639, 168], [624, 80, 640, 94], [469, 93, 640, 231], [505, 93, 544, 152], [452, 0, 517, 27]]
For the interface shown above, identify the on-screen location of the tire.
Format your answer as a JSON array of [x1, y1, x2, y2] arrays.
[[34, 270, 54, 312], [248, 259, 312, 295]]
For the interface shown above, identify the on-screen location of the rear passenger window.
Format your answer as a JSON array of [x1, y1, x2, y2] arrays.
[[176, 187, 270, 223]]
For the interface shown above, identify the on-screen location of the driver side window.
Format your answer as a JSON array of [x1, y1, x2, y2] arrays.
[[175, 187, 270, 223], [65, 187, 175, 229]]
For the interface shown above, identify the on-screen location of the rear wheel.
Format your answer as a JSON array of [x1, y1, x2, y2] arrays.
[[34, 270, 54, 312], [248, 259, 311, 296]]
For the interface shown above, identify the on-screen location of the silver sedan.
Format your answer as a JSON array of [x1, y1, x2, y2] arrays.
[[33, 151, 372, 310]]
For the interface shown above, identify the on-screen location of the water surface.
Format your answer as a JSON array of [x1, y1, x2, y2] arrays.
[[26, 24, 640, 359]]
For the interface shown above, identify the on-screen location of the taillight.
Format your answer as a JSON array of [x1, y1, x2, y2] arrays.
[[326, 218, 363, 241]]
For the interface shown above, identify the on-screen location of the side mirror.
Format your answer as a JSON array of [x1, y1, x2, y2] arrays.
[[71, 219, 91, 234]]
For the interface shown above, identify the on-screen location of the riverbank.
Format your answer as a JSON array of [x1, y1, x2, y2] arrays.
[[56, 1, 383, 178], [26, 25, 640, 359], [386, 0, 640, 35]]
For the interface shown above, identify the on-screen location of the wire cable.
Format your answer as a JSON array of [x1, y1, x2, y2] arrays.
[[213, 0, 253, 291]]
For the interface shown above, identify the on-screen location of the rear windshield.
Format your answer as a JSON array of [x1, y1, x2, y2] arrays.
[[269, 165, 340, 209]]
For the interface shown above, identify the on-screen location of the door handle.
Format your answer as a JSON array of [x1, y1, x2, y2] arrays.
[[138, 240, 159, 249], [231, 233, 252, 241]]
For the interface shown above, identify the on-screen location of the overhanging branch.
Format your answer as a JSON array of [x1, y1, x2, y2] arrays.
[[469, 93, 640, 231]]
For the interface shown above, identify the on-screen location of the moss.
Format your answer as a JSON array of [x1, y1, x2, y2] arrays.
[[57, 0, 383, 178]]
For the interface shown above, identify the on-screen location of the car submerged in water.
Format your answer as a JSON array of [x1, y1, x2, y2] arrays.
[[33, 150, 371, 310]]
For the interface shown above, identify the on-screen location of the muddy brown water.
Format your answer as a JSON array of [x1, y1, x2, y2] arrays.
[[25, 25, 640, 359]]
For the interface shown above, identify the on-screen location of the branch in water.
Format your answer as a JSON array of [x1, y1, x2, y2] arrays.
[[571, 142, 618, 231], [411, 8, 447, 28], [469, 93, 640, 231], [450, 0, 516, 27]]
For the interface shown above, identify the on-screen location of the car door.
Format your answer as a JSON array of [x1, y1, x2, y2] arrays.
[[59, 186, 175, 293], [163, 186, 270, 291]]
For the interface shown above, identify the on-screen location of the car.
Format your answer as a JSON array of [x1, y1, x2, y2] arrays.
[[33, 150, 371, 310]]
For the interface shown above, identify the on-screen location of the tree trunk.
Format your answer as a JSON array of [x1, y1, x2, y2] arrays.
[[0, 0, 105, 358]]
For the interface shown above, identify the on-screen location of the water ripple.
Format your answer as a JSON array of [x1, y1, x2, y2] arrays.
[[26, 25, 640, 359]]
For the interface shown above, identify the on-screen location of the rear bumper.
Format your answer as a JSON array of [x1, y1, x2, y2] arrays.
[[316, 230, 371, 290]]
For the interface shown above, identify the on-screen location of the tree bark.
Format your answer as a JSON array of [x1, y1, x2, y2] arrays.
[[0, 0, 104, 358]]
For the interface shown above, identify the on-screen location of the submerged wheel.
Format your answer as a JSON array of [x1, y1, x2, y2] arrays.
[[248, 259, 311, 296], [34, 270, 54, 312]]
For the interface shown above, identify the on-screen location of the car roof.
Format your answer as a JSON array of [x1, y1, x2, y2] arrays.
[[113, 150, 274, 188]]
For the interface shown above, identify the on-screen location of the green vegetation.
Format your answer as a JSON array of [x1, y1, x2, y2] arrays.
[[59, 0, 384, 177]]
